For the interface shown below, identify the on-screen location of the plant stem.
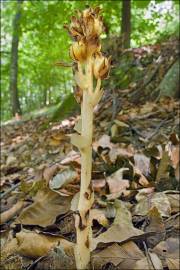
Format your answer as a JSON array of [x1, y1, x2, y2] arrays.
[[74, 59, 94, 269]]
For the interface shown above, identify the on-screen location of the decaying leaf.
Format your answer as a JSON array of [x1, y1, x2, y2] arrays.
[[164, 191, 180, 213], [92, 179, 106, 192], [91, 241, 144, 269], [15, 230, 74, 258], [60, 150, 81, 166], [134, 153, 150, 176], [91, 200, 144, 251], [145, 206, 165, 247], [6, 155, 17, 166], [133, 252, 163, 270], [134, 192, 171, 217], [35, 243, 76, 270], [131, 162, 150, 187], [153, 238, 180, 270], [1, 237, 19, 262], [109, 144, 134, 163], [43, 164, 59, 184], [156, 149, 170, 183], [70, 191, 80, 211], [49, 167, 78, 191], [90, 209, 109, 227], [93, 134, 112, 152], [17, 188, 72, 227], [107, 168, 130, 194]]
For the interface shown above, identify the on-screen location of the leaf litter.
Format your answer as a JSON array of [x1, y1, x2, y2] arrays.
[[0, 41, 180, 270]]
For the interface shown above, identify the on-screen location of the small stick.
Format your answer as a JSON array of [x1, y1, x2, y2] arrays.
[[145, 118, 169, 141], [0, 183, 20, 200], [0, 200, 26, 224]]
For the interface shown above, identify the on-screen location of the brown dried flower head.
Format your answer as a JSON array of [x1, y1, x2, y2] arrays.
[[66, 6, 111, 78], [67, 7, 103, 41], [82, 8, 103, 39], [67, 6, 105, 62], [93, 52, 111, 79], [70, 40, 87, 62]]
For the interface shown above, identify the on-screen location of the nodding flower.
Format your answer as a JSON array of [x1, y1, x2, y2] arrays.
[[93, 52, 111, 80], [70, 41, 87, 63]]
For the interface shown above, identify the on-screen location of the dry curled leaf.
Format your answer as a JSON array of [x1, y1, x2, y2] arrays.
[[49, 168, 78, 191]]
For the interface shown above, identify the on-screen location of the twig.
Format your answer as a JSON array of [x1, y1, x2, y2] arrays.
[[143, 241, 155, 270], [0, 175, 34, 200], [0, 183, 20, 200], [0, 200, 26, 224], [130, 111, 159, 120], [130, 126, 144, 138], [145, 118, 169, 141], [165, 212, 180, 223], [54, 61, 72, 67]]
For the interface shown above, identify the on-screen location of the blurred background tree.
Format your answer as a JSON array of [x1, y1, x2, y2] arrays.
[[1, 0, 179, 121]]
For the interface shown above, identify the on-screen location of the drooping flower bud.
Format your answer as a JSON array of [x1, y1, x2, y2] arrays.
[[93, 53, 111, 79], [70, 41, 87, 62]]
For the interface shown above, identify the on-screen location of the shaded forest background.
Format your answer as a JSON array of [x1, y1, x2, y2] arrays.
[[1, 0, 179, 121]]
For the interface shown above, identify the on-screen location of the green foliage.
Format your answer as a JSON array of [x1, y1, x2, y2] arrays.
[[1, 0, 178, 121], [133, 0, 151, 9], [51, 93, 80, 122]]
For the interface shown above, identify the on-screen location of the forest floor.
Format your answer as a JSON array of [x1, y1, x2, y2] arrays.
[[0, 39, 179, 270]]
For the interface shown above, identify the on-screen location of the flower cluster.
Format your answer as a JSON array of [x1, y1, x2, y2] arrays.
[[66, 6, 111, 80]]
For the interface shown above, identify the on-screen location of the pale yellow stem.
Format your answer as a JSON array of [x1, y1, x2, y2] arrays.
[[74, 58, 94, 270]]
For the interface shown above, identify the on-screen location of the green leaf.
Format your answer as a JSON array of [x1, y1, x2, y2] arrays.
[[133, 0, 151, 8]]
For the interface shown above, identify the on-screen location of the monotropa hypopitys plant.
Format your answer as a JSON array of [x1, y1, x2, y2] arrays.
[[65, 7, 111, 269]]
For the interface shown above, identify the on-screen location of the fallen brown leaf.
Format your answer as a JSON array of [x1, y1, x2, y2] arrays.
[[145, 206, 165, 248], [0, 200, 26, 225], [107, 168, 130, 194], [17, 188, 72, 227], [15, 230, 74, 258], [153, 238, 180, 270], [133, 252, 163, 270], [92, 241, 144, 269], [134, 153, 150, 176], [134, 192, 171, 217], [91, 200, 144, 251], [164, 191, 180, 213]]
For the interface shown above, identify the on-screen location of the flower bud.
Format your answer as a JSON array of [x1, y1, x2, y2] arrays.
[[70, 41, 87, 62], [93, 53, 111, 79]]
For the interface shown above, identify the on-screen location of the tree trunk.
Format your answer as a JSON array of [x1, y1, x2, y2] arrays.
[[121, 0, 131, 49], [9, 0, 22, 116], [43, 87, 47, 106]]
